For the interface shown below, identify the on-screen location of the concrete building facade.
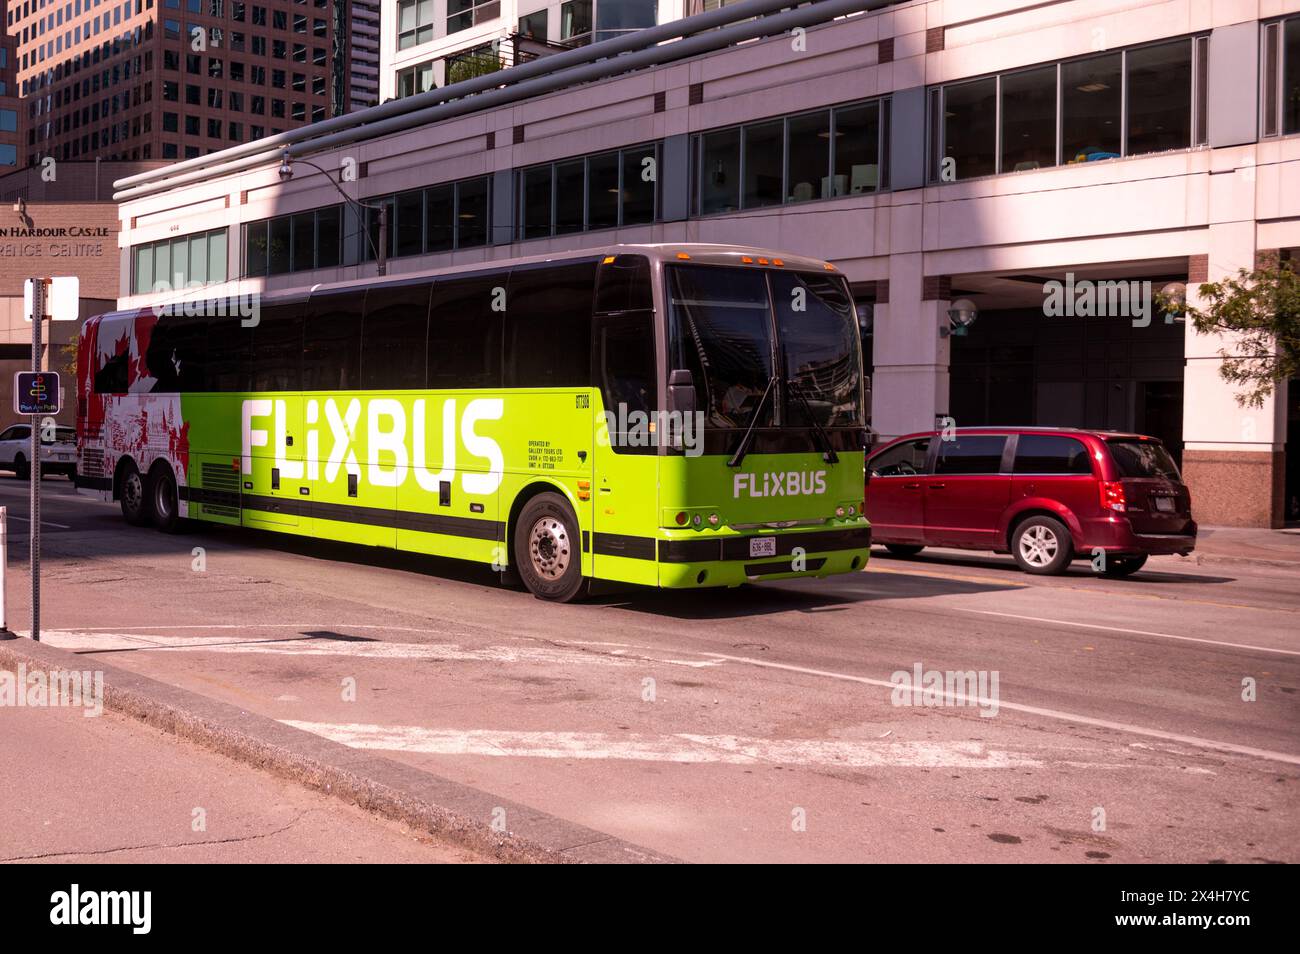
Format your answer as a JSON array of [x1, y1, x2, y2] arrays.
[[7, 0, 385, 168], [0, 160, 153, 422], [112, 0, 1300, 527]]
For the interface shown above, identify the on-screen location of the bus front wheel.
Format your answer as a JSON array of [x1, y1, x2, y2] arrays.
[[514, 493, 587, 603]]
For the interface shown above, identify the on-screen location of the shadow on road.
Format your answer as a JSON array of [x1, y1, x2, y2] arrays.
[[870, 548, 1238, 586]]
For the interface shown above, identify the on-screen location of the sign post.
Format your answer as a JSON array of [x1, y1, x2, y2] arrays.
[[29, 279, 43, 642], [20, 276, 77, 642]]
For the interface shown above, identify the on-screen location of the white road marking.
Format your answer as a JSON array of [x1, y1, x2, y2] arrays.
[[698, 652, 1300, 767], [4, 514, 72, 529], [281, 721, 1087, 769], [34, 629, 719, 670], [37, 629, 642, 666], [962, 609, 1300, 658]]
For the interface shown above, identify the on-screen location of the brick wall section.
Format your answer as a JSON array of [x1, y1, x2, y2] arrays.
[[485, 130, 495, 150], [1255, 248, 1280, 270], [921, 275, 952, 300], [514, 125, 526, 144], [877, 38, 894, 64], [1187, 254, 1209, 283], [874, 279, 890, 304], [1182, 451, 1285, 528], [654, 91, 667, 113], [688, 83, 704, 106], [0, 203, 120, 298], [926, 27, 945, 53]]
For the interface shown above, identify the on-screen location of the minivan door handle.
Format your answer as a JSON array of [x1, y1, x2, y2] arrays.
[[928, 483, 946, 490], [903, 482, 921, 490]]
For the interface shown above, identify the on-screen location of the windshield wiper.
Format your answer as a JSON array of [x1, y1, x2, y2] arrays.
[[727, 375, 778, 469], [787, 379, 840, 464]]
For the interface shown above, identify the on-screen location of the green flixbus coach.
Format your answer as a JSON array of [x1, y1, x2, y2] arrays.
[[76, 244, 872, 601]]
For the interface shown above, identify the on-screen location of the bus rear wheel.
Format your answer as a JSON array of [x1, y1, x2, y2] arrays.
[[150, 465, 182, 533], [514, 493, 587, 603], [119, 461, 153, 526]]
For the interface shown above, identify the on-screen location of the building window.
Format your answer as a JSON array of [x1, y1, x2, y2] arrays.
[[243, 205, 342, 277], [999, 66, 1056, 173], [132, 228, 228, 294], [397, 59, 434, 98], [560, 0, 592, 45], [1262, 16, 1300, 137], [593, 0, 655, 43], [930, 36, 1207, 182], [397, 0, 433, 50], [357, 176, 494, 262], [517, 143, 661, 239], [693, 100, 882, 214], [447, 0, 499, 35], [1126, 40, 1193, 156], [1061, 53, 1122, 163], [518, 9, 546, 40]]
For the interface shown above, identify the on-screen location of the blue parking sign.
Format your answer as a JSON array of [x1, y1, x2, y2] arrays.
[[14, 371, 61, 415]]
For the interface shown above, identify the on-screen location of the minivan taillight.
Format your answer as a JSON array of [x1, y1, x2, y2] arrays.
[[1100, 480, 1127, 513]]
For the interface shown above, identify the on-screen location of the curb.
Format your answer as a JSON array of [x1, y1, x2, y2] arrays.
[[1174, 553, 1300, 571], [0, 637, 677, 864]]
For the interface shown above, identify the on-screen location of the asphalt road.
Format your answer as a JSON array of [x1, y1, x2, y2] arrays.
[[1, 477, 1296, 863]]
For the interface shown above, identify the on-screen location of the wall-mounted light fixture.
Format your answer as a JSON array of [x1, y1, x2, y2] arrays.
[[942, 298, 979, 337]]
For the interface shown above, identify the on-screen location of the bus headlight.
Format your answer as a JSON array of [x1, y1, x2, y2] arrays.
[[835, 506, 845, 517], [708, 513, 719, 526]]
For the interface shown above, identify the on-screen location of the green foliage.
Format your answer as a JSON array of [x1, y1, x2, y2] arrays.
[[1170, 261, 1300, 408]]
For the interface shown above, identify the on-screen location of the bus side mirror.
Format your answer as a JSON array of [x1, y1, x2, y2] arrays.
[[668, 369, 696, 417]]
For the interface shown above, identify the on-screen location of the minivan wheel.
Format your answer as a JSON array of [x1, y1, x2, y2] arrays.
[[1100, 554, 1147, 577], [119, 461, 153, 526], [1011, 516, 1073, 575], [514, 493, 587, 603], [13, 454, 29, 481], [884, 543, 925, 558]]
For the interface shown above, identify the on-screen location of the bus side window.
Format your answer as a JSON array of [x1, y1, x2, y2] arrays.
[[204, 315, 252, 392], [146, 315, 207, 393], [250, 298, 306, 392], [302, 290, 364, 392], [595, 254, 653, 313], [361, 282, 431, 391], [427, 273, 505, 390], [504, 259, 598, 389], [93, 317, 131, 394], [596, 310, 657, 455]]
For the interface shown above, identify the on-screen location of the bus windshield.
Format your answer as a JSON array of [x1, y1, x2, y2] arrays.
[[665, 264, 863, 429]]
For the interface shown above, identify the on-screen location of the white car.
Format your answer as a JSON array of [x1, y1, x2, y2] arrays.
[[0, 423, 78, 479]]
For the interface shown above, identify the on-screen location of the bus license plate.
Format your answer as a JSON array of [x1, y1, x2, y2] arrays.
[[1154, 496, 1175, 512], [749, 537, 776, 558]]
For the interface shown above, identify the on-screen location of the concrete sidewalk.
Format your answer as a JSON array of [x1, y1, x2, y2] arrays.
[[0, 637, 675, 864], [1182, 526, 1300, 568]]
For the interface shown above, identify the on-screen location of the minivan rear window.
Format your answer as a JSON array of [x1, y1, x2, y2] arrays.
[[1107, 439, 1181, 480], [1013, 435, 1093, 475]]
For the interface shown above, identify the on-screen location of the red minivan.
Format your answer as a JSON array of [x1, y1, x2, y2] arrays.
[[865, 428, 1196, 576]]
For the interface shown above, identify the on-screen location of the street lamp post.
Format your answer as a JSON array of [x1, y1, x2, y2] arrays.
[[278, 152, 388, 276]]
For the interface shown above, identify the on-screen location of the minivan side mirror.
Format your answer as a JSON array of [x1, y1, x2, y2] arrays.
[[668, 369, 697, 417]]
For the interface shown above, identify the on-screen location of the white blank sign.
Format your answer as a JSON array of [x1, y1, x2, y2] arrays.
[[24, 276, 81, 322]]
